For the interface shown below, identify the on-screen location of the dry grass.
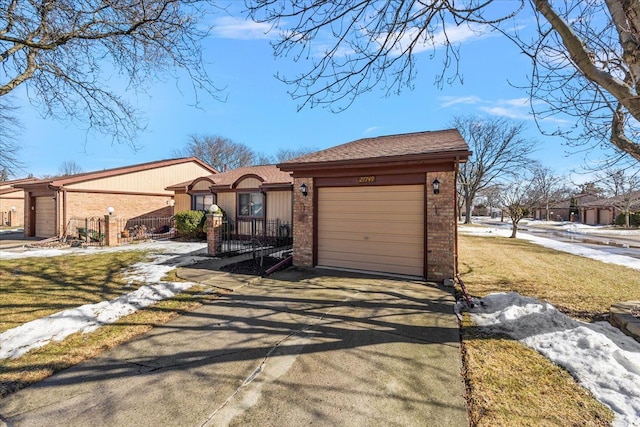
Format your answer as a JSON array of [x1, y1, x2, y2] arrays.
[[0, 252, 149, 333], [458, 234, 640, 318], [457, 234, 635, 426], [0, 252, 225, 398]]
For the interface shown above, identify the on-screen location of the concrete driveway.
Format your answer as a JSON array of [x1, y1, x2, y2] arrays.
[[0, 266, 467, 427]]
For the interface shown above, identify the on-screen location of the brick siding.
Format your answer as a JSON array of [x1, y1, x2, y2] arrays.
[[292, 178, 314, 267], [426, 170, 457, 281]]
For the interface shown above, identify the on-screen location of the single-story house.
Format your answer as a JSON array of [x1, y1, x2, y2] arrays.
[[278, 129, 471, 281], [14, 157, 217, 238], [166, 164, 293, 235], [533, 194, 599, 222], [0, 177, 39, 227], [580, 190, 640, 225]]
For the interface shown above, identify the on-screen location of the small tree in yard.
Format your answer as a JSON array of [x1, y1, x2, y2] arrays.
[[499, 179, 537, 238]]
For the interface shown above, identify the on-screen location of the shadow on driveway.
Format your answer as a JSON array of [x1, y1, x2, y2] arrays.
[[0, 266, 467, 427]]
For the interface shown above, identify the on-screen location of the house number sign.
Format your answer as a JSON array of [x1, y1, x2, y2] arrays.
[[358, 176, 376, 183]]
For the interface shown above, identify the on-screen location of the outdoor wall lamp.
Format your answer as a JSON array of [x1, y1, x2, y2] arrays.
[[10, 206, 16, 212], [107, 206, 115, 216], [300, 182, 308, 197], [167, 199, 175, 207], [432, 178, 440, 194]]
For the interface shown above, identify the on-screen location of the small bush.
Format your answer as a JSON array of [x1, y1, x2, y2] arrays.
[[614, 211, 640, 227], [174, 210, 206, 238]]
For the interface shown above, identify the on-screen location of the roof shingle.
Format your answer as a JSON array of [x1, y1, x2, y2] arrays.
[[281, 129, 470, 166]]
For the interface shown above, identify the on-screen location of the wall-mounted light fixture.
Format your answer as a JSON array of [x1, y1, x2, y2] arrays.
[[432, 178, 440, 195], [107, 206, 115, 216], [300, 182, 308, 197], [167, 199, 175, 207], [10, 206, 16, 212]]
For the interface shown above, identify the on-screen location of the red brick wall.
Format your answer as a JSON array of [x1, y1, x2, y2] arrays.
[[426, 170, 457, 281], [292, 178, 314, 267], [61, 192, 173, 235]]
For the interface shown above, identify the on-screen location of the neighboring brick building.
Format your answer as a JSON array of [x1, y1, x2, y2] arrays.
[[14, 158, 216, 238], [0, 177, 39, 227], [278, 129, 471, 282]]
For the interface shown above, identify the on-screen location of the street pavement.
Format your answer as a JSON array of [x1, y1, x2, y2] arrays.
[[0, 262, 468, 427]]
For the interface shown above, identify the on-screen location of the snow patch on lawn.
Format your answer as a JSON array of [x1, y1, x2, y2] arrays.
[[459, 292, 640, 427], [0, 241, 209, 359]]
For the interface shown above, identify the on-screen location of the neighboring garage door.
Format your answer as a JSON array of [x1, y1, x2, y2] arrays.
[[35, 196, 56, 238], [318, 185, 424, 277]]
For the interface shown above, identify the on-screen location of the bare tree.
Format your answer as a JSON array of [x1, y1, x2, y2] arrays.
[[1, 0, 221, 146], [246, 0, 640, 162], [0, 98, 22, 175], [454, 115, 537, 224], [273, 147, 318, 162], [58, 161, 84, 176], [530, 165, 567, 221], [498, 177, 537, 238], [173, 135, 258, 171], [597, 168, 640, 227]]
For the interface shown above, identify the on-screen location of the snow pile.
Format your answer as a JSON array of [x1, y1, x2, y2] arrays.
[[461, 292, 640, 427], [0, 242, 210, 360]]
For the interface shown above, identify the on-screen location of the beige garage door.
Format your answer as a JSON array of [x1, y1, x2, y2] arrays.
[[35, 196, 56, 238], [318, 185, 424, 277]]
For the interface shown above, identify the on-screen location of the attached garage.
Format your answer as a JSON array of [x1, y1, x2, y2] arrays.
[[317, 186, 424, 277], [279, 129, 471, 282]]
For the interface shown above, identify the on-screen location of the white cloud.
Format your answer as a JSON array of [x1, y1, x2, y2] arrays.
[[363, 126, 380, 134], [479, 105, 531, 120], [380, 23, 493, 56], [439, 96, 482, 108], [213, 16, 274, 40]]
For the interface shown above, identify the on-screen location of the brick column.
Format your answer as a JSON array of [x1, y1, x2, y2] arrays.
[[426, 170, 456, 282], [206, 213, 223, 256], [292, 178, 314, 267], [104, 215, 119, 247]]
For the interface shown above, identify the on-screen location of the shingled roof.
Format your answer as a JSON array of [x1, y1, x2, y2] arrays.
[[166, 164, 293, 191], [14, 157, 217, 189], [279, 129, 470, 169]]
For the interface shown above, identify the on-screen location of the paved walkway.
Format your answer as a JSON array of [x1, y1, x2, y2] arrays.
[[0, 262, 468, 427]]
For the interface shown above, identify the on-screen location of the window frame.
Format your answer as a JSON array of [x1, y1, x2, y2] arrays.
[[192, 193, 215, 211], [237, 191, 265, 219]]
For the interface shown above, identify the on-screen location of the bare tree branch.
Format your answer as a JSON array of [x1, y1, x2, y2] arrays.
[[0, 0, 223, 147]]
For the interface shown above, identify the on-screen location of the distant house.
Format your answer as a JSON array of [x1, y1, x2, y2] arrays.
[[580, 190, 640, 225], [533, 194, 598, 222], [166, 164, 294, 234], [0, 177, 39, 227], [14, 158, 217, 238]]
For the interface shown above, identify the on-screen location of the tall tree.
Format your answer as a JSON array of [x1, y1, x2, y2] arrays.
[[246, 0, 640, 163], [454, 115, 537, 224], [0, 98, 22, 175], [58, 161, 84, 176], [0, 0, 220, 146], [174, 135, 258, 171]]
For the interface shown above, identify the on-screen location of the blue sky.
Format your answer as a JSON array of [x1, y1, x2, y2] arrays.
[[11, 5, 612, 183]]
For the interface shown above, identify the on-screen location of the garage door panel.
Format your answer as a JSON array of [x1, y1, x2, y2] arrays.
[[319, 241, 424, 259], [319, 255, 423, 277], [318, 185, 424, 277], [318, 221, 423, 235]]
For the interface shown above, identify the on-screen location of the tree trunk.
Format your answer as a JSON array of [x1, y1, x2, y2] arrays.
[[464, 194, 473, 224], [510, 220, 518, 238], [545, 201, 550, 221]]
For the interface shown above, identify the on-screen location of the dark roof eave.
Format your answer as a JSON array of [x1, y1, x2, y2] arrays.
[[277, 150, 471, 172]]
